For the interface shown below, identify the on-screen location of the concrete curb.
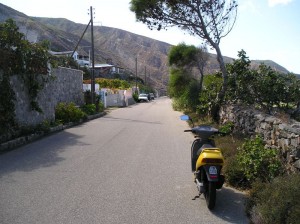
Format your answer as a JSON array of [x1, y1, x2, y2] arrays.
[[0, 112, 106, 153]]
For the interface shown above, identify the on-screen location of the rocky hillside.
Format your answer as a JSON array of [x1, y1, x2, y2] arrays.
[[0, 3, 292, 93]]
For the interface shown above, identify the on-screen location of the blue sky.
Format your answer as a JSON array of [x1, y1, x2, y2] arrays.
[[1, 0, 299, 74]]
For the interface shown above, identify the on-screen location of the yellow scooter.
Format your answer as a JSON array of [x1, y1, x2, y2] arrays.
[[180, 115, 225, 210]]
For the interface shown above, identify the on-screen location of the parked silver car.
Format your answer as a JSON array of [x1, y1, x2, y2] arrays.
[[138, 93, 149, 102]]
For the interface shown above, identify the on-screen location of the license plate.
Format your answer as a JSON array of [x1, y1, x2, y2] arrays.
[[209, 166, 218, 175]]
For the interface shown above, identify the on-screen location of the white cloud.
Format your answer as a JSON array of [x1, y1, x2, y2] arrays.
[[240, 0, 258, 12], [268, 0, 294, 7]]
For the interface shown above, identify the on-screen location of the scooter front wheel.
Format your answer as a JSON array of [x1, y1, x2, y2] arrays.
[[204, 182, 216, 210]]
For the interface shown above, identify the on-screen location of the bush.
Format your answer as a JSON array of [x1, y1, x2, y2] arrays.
[[218, 121, 234, 135], [81, 104, 96, 115], [247, 174, 300, 224], [237, 135, 282, 184], [55, 102, 87, 124], [98, 101, 104, 112], [171, 96, 186, 111], [133, 92, 139, 102], [222, 135, 282, 188], [223, 156, 249, 189]]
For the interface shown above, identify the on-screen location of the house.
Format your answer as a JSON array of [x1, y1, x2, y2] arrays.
[[49, 50, 90, 67], [91, 64, 125, 78], [50, 50, 125, 76]]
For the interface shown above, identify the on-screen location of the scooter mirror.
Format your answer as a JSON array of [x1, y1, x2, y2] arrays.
[[180, 115, 190, 121]]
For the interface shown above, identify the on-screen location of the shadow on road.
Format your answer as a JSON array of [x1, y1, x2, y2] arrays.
[[212, 186, 249, 223], [0, 131, 88, 177]]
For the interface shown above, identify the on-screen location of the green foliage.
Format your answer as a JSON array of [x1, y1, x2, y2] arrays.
[[0, 74, 17, 135], [19, 120, 52, 136], [81, 102, 104, 114], [0, 19, 53, 115], [226, 50, 300, 114], [223, 156, 248, 188], [95, 78, 130, 89], [82, 66, 91, 80], [168, 68, 192, 98], [218, 121, 234, 135], [237, 135, 282, 183], [198, 73, 223, 116], [55, 102, 87, 124], [51, 55, 79, 69], [247, 174, 300, 224], [130, 0, 237, 110], [129, 0, 237, 45], [81, 104, 96, 115], [168, 68, 201, 112], [132, 92, 139, 102], [168, 43, 198, 68], [226, 49, 255, 104], [167, 43, 209, 113], [214, 133, 249, 189], [171, 96, 186, 111], [98, 101, 105, 112], [182, 80, 201, 111], [223, 135, 282, 189], [83, 90, 102, 108]]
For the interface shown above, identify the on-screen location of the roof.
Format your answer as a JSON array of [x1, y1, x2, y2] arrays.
[[91, 64, 114, 68], [49, 50, 74, 56]]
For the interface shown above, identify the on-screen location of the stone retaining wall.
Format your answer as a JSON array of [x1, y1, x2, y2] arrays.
[[11, 67, 84, 126], [220, 105, 300, 172]]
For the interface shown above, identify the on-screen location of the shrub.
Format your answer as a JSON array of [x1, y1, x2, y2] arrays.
[[55, 102, 86, 124], [237, 135, 282, 184], [247, 174, 300, 224], [218, 121, 234, 135], [81, 104, 96, 115], [223, 156, 249, 189], [171, 96, 186, 111], [98, 101, 104, 112], [214, 133, 250, 188], [132, 92, 139, 102]]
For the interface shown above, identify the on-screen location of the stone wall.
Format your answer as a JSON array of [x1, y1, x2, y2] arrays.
[[220, 105, 300, 172], [11, 67, 84, 126]]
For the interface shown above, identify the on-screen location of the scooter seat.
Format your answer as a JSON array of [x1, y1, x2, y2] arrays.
[[199, 144, 215, 151]]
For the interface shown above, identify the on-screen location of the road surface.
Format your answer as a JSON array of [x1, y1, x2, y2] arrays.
[[0, 97, 248, 224]]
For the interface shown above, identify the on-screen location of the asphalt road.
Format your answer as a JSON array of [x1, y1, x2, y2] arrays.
[[0, 97, 249, 224]]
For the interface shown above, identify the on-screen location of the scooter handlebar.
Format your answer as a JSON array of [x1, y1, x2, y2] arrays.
[[184, 130, 193, 132]]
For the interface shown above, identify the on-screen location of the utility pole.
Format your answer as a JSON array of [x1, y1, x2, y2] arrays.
[[90, 6, 95, 104], [144, 66, 146, 85], [135, 57, 137, 94]]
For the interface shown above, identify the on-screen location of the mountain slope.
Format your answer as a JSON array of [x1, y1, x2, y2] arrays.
[[0, 3, 293, 93]]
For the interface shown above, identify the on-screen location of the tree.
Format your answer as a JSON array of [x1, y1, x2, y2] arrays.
[[168, 43, 208, 92], [226, 50, 300, 116], [168, 68, 191, 98], [130, 0, 238, 117], [226, 50, 255, 104]]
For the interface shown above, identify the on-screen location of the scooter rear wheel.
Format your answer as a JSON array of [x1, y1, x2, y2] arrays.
[[204, 182, 216, 210]]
